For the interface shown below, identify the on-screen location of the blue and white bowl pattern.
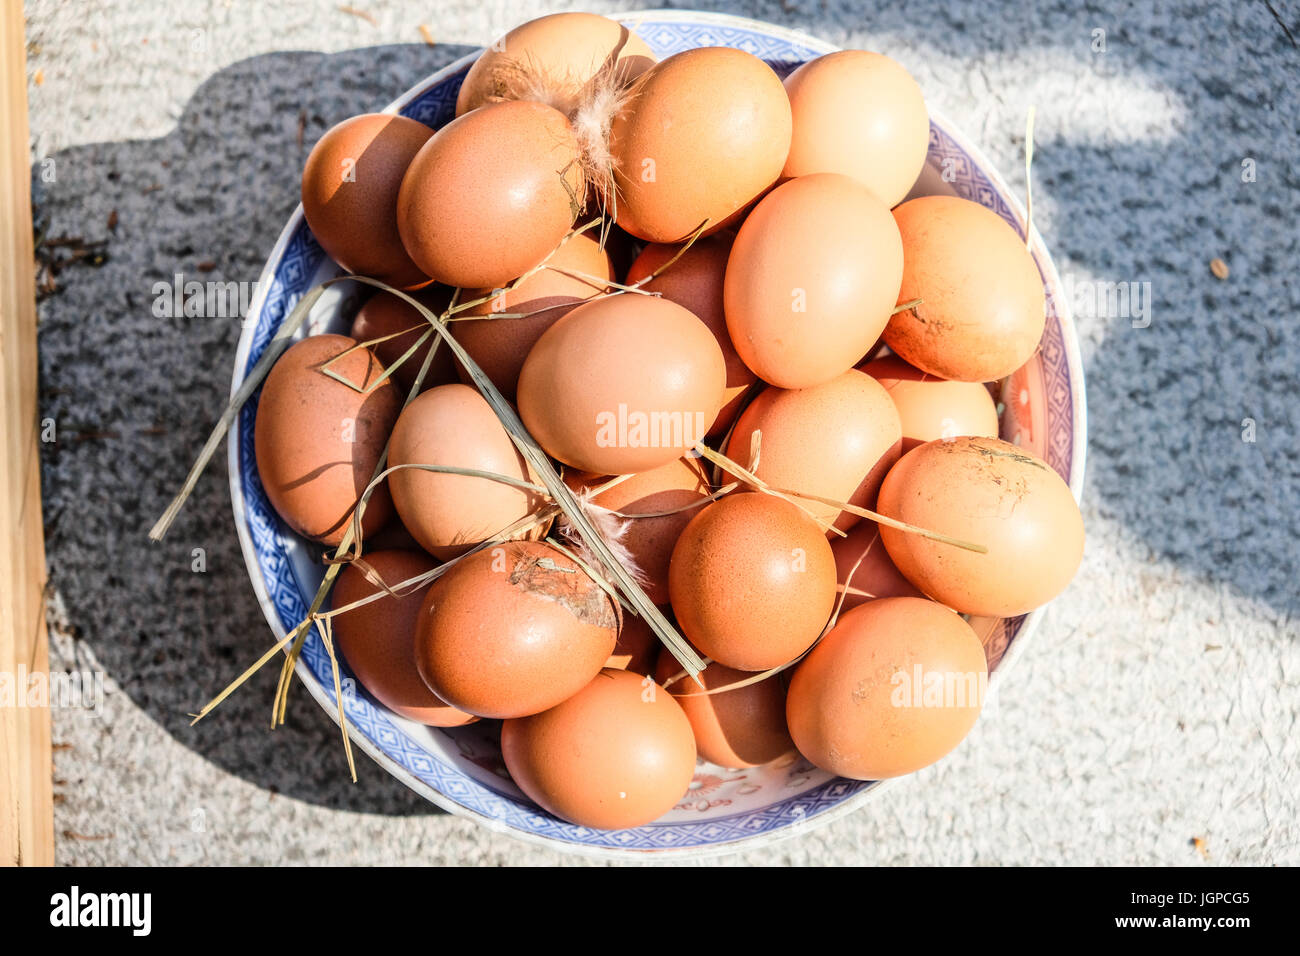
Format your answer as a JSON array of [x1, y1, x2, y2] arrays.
[[228, 10, 1086, 858]]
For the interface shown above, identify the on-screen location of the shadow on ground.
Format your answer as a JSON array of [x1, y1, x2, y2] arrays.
[[33, 3, 1300, 812]]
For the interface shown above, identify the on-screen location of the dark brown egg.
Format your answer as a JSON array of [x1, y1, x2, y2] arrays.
[[301, 113, 434, 289], [349, 288, 457, 396], [254, 334, 400, 546], [332, 550, 477, 727]]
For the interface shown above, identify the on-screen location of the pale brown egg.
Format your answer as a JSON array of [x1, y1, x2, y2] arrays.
[[349, 288, 457, 396], [301, 113, 434, 289], [668, 492, 837, 671], [786, 597, 987, 780], [396, 100, 581, 289], [566, 455, 713, 605], [831, 521, 924, 613], [387, 384, 542, 560], [254, 334, 399, 546], [608, 47, 792, 242], [517, 294, 726, 474], [886, 196, 1046, 382], [454, 231, 613, 399], [625, 234, 757, 438], [877, 437, 1084, 617], [415, 541, 618, 719], [332, 550, 477, 727], [725, 173, 903, 389], [455, 12, 656, 117], [782, 51, 929, 208], [655, 650, 794, 769], [863, 355, 999, 452], [501, 668, 696, 829], [724, 370, 902, 532]]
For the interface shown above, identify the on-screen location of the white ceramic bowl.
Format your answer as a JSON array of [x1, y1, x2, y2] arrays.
[[228, 10, 1086, 860]]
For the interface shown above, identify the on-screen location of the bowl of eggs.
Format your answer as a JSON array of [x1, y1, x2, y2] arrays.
[[223, 9, 1087, 859]]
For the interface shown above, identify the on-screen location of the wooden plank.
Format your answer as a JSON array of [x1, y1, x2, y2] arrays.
[[0, 1, 55, 867]]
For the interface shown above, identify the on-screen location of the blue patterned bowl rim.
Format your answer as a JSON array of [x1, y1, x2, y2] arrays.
[[227, 9, 1087, 860]]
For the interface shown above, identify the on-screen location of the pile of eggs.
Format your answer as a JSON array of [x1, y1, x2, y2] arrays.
[[253, 12, 1085, 830]]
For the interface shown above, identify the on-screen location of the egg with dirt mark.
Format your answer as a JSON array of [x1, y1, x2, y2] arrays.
[[885, 196, 1046, 382], [876, 436, 1083, 617], [415, 541, 618, 719]]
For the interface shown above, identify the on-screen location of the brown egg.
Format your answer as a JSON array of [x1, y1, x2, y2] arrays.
[[625, 234, 757, 438], [456, 12, 656, 117], [349, 288, 457, 396], [863, 355, 1000, 452], [877, 437, 1084, 616], [301, 113, 434, 289], [254, 334, 399, 546], [724, 370, 902, 532], [501, 668, 696, 829], [566, 455, 713, 605], [415, 541, 618, 719], [725, 173, 903, 389], [517, 294, 726, 474], [669, 492, 837, 671], [387, 384, 542, 560], [396, 100, 581, 289], [454, 231, 613, 399], [782, 51, 929, 208], [831, 521, 924, 613], [655, 650, 794, 769], [608, 47, 792, 242], [787, 597, 987, 780], [886, 196, 1046, 382], [332, 550, 477, 727], [607, 613, 659, 675]]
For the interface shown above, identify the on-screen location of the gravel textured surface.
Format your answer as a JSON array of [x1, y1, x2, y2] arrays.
[[24, 0, 1299, 865]]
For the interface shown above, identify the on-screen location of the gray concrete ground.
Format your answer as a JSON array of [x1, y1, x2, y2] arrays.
[[23, 0, 1299, 865]]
